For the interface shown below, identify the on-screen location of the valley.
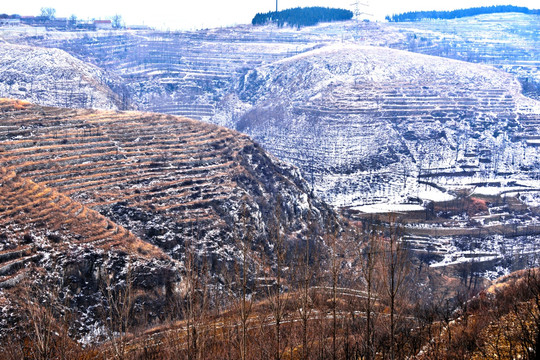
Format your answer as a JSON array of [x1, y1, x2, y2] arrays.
[[0, 7, 539, 358], [1, 9, 539, 286]]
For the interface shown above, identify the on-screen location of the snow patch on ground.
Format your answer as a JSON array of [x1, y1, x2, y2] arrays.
[[416, 188, 455, 202], [0, 42, 123, 110], [351, 204, 424, 213]]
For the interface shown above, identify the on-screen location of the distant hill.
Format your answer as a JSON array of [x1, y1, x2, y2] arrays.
[[0, 43, 130, 110], [223, 44, 540, 206], [252, 7, 353, 28], [386, 5, 540, 22]]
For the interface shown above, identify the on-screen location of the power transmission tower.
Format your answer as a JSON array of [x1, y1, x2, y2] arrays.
[[350, 0, 373, 40], [351, 0, 372, 19]]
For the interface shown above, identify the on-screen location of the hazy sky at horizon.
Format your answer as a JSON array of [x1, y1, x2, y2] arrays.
[[2, 0, 538, 30]]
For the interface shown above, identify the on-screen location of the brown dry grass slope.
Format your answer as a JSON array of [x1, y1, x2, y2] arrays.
[[0, 165, 170, 290], [0, 98, 336, 276]]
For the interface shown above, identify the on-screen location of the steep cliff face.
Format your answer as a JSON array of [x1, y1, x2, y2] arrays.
[[217, 44, 540, 207], [0, 43, 129, 110]]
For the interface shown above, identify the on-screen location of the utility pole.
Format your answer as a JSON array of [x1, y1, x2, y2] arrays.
[[276, 0, 278, 12]]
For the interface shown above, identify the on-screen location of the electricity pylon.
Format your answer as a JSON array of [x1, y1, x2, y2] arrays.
[[350, 0, 373, 40], [351, 0, 372, 19]]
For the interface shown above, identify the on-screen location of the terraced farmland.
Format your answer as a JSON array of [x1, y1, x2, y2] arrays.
[[389, 13, 540, 99], [10, 13, 536, 118], [27, 27, 330, 121], [0, 42, 128, 110], [13, 13, 537, 207], [0, 99, 335, 274], [0, 145, 181, 338], [0, 164, 169, 286], [224, 44, 540, 206]]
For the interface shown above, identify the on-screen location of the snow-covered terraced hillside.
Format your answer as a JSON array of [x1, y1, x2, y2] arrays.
[[11, 20, 408, 121], [22, 27, 335, 120], [10, 13, 537, 115], [3, 13, 538, 208], [0, 43, 128, 110], [220, 44, 540, 207], [388, 13, 540, 99], [4, 12, 535, 117]]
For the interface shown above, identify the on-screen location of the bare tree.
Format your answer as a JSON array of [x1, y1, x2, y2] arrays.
[[380, 216, 410, 360], [4, 276, 83, 360], [295, 218, 319, 360], [40, 7, 56, 20], [102, 259, 135, 360], [19, 281, 64, 359], [514, 267, 540, 359], [327, 225, 343, 360], [227, 202, 256, 360], [359, 222, 381, 360], [180, 220, 210, 360], [112, 14, 123, 29], [262, 199, 289, 360]]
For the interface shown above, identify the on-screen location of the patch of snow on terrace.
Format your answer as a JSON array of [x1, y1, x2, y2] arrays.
[[351, 203, 424, 213]]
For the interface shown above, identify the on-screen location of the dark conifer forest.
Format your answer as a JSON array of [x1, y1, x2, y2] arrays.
[[386, 5, 539, 22], [252, 7, 353, 28]]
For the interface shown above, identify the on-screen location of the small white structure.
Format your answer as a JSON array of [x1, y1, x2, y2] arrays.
[[94, 20, 112, 30]]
